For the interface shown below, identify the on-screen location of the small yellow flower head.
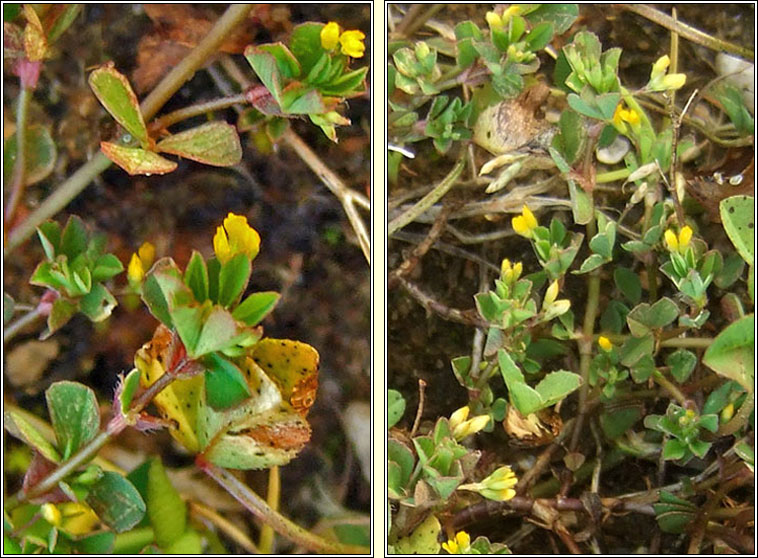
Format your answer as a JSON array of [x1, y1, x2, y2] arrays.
[[59, 502, 100, 536], [502, 5, 522, 20], [442, 531, 471, 554], [598, 336, 613, 352], [664, 226, 693, 255], [321, 22, 365, 58], [649, 55, 687, 91], [512, 205, 538, 238], [339, 29, 366, 58], [127, 241, 156, 284], [452, 410, 490, 441], [320, 22, 340, 50], [449, 405, 470, 431], [213, 212, 261, 265], [485, 11, 503, 29], [460, 466, 518, 501], [41, 503, 62, 527], [612, 103, 640, 132], [543, 280, 560, 309], [651, 55, 671, 79], [500, 259, 523, 284]]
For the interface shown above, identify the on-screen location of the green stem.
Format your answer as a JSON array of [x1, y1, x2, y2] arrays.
[[622, 4, 754, 60], [200, 461, 369, 554], [596, 167, 631, 183], [388, 154, 466, 236], [652, 369, 687, 405], [4, 4, 254, 255], [5, 86, 31, 226], [3, 307, 43, 343], [149, 93, 247, 132]]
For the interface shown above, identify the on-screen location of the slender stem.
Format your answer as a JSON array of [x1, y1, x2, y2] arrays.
[[621, 4, 754, 60], [18, 430, 112, 502], [281, 128, 371, 264], [4, 4, 254, 255], [258, 466, 280, 553], [652, 369, 688, 405], [199, 461, 369, 554], [388, 154, 466, 236], [5, 87, 31, 226], [3, 307, 43, 343], [149, 94, 247, 132], [595, 167, 631, 183]]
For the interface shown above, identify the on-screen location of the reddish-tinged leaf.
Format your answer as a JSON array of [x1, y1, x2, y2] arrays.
[[156, 122, 242, 167], [89, 64, 149, 147], [100, 142, 177, 176]]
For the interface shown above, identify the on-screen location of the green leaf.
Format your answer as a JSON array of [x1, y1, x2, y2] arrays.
[[666, 349, 697, 383], [388, 389, 406, 429], [524, 3, 579, 34], [534, 370, 582, 407], [232, 291, 280, 326], [627, 297, 678, 336], [614, 267, 641, 304], [600, 405, 642, 439], [46, 297, 78, 336], [86, 472, 146, 533], [4, 292, 15, 324], [45, 5, 81, 43], [3, 124, 57, 186], [654, 491, 697, 534], [193, 306, 242, 357], [147, 459, 187, 548], [100, 142, 177, 176], [703, 314, 754, 393], [184, 251, 209, 303], [165, 530, 202, 554], [45, 381, 100, 460], [391, 514, 441, 555], [88, 64, 148, 148], [119, 369, 142, 415], [3, 410, 61, 463], [720, 195, 754, 266], [91, 253, 124, 282], [567, 92, 604, 120], [217, 254, 250, 308], [156, 122, 242, 167], [74, 532, 115, 554], [567, 179, 593, 225], [289, 22, 326, 76], [79, 283, 117, 322], [203, 353, 251, 410], [619, 333, 654, 367], [60, 215, 88, 260], [170, 304, 205, 356], [37, 221, 61, 260], [141, 274, 172, 327], [524, 22, 554, 51]]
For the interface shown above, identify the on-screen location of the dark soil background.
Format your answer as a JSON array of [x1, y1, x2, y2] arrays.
[[388, 3, 754, 554], [3, 4, 370, 553]]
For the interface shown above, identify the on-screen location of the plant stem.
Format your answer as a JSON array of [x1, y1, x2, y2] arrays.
[[258, 466, 280, 553], [621, 4, 754, 60], [190, 502, 259, 554], [4, 4, 254, 255], [388, 154, 466, 236], [149, 94, 247, 132], [595, 167, 631, 183], [5, 86, 31, 227], [281, 128, 371, 264], [652, 369, 688, 405], [3, 307, 43, 343], [199, 461, 369, 554]]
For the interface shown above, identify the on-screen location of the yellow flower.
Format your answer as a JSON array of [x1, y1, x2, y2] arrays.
[[320, 22, 340, 50], [450, 406, 490, 441], [543, 280, 560, 309], [213, 212, 261, 265], [500, 259, 523, 284], [442, 531, 471, 554], [339, 29, 366, 58], [512, 205, 538, 238], [649, 55, 687, 91], [485, 11, 503, 29], [598, 336, 613, 352], [59, 502, 100, 535], [321, 22, 365, 58], [459, 466, 518, 501], [613, 103, 640, 129], [664, 226, 693, 255], [41, 503, 62, 526], [127, 241, 155, 284]]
